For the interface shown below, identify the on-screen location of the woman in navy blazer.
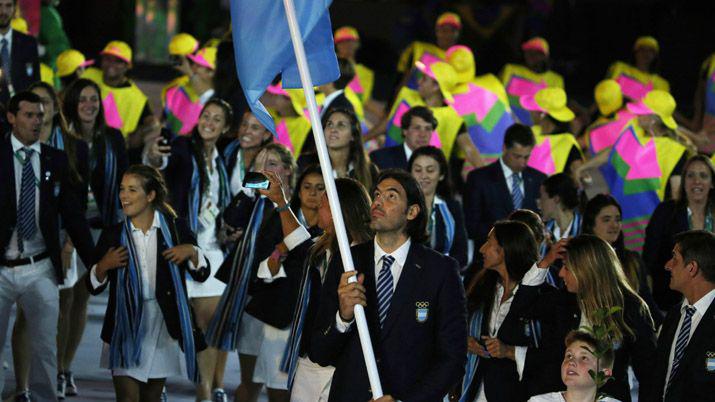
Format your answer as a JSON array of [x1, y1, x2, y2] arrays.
[[644, 154, 715, 311], [87, 165, 209, 401], [409, 145, 468, 268], [457, 221, 561, 402]]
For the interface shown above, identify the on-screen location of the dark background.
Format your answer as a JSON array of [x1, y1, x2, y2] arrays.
[[57, 0, 715, 116]]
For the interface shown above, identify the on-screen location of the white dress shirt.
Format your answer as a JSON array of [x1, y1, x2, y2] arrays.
[[89, 211, 206, 292], [5, 134, 44, 260], [499, 157, 525, 195], [662, 288, 715, 397], [229, 148, 245, 196], [475, 263, 548, 402], [403, 143, 413, 162], [335, 238, 412, 332]]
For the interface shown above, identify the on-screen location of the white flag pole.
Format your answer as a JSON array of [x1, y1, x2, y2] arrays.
[[281, 0, 384, 397]]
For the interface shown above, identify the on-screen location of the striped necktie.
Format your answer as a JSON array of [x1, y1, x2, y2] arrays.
[[17, 147, 36, 253], [377, 255, 395, 327], [666, 305, 696, 392], [511, 173, 524, 209]]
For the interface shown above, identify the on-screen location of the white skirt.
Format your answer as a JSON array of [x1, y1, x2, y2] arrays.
[[187, 246, 226, 298], [100, 299, 183, 382], [60, 228, 101, 289], [290, 356, 334, 402], [237, 313, 290, 390]]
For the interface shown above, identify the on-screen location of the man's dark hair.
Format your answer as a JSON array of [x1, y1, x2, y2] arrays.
[[674, 230, 715, 283], [374, 169, 428, 242], [7, 91, 42, 115], [333, 57, 356, 90], [503, 123, 535, 149], [400, 106, 438, 135]]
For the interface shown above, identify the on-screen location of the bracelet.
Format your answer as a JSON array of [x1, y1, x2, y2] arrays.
[[275, 203, 291, 213]]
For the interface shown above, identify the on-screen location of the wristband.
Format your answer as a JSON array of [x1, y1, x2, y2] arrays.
[[275, 203, 291, 213]]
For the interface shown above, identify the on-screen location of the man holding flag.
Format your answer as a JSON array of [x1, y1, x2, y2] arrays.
[[310, 170, 467, 401]]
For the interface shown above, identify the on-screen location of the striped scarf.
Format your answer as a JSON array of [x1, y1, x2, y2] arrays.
[[109, 214, 200, 382], [459, 309, 484, 402], [99, 138, 122, 226], [189, 153, 231, 234], [47, 126, 64, 149], [205, 197, 266, 350], [430, 199, 455, 255], [280, 251, 325, 389]]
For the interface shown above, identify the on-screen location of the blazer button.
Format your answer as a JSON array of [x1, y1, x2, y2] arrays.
[[166, 291, 172, 296]]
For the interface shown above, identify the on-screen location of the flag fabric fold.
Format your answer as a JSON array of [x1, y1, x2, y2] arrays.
[[230, 0, 339, 134]]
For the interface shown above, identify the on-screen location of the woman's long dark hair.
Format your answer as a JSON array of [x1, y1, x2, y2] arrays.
[[582, 194, 641, 292], [30, 82, 82, 185], [467, 221, 539, 316], [309, 178, 373, 266], [407, 145, 454, 199], [190, 98, 234, 196], [323, 107, 375, 191]]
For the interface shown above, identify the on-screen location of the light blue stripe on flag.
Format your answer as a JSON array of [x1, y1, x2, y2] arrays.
[[230, 0, 340, 134]]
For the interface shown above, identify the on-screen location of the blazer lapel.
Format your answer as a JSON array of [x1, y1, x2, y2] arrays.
[[39, 148, 52, 225], [380, 242, 422, 339]]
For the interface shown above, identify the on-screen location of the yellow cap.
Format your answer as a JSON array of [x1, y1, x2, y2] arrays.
[[11, 18, 28, 34], [446, 45, 475, 85], [521, 37, 550, 56], [187, 47, 217, 70], [56, 49, 94, 77], [101, 40, 132, 65], [168, 33, 199, 56], [415, 60, 457, 103], [520, 87, 575, 122], [626, 89, 676, 129], [594, 79, 623, 116], [633, 36, 659, 53], [436, 12, 462, 30], [334, 26, 360, 44]]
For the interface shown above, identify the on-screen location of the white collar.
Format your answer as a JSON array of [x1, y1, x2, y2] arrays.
[[499, 157, 519, 180], [374, 237, 411, 268], [0, 29, 12, 44], [129, 210, 162, 233], [403, 143, 413, 161], [683, 288, 715, 315], [11, 133, 42, 154], [323, 89, 344, 109]]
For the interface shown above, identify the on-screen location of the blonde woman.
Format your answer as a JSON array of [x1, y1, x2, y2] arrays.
[[556, 235, 657, 402]]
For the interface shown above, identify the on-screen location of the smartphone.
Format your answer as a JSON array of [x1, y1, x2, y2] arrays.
[[159, 128, 173, 147], [243, 171, 270, 190]]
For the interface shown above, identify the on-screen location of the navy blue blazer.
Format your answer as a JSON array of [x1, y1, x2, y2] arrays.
[[87, 217, 209, 351], [462, 282, 564, 401], [0, 136, 95, 282], [311, 240, 467, 402], [0, 30, 40, 104], [643, 200, 689, 310], [463, 161, 545, 247], [653, 299, 715, 402], [369, 145, 409, 171]]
